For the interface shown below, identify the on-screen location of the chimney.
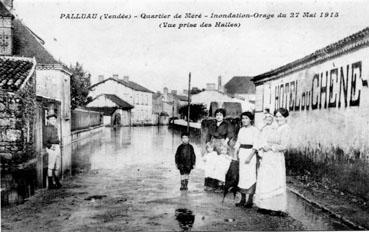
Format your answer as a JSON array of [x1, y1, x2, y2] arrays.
[[183, 89, 188, 95], [1, 0, 13, 11], [163, 87, 168, 95], [123, 76, 129, 82], [171, 90, 177, 95], [98, 75, 104, 82], [206, 83, 216, 91], [112, 74, 119, 80], [0, 1, 13, 56], [218, 75, 223, 92]]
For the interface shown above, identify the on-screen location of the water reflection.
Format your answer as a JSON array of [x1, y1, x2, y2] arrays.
[[175, 208, 195, 232], [70, 126, 353, 230], [287, 191, 351, 230]]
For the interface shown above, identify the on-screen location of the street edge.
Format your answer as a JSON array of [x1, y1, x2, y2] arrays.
[[287, 186, 367, 231]]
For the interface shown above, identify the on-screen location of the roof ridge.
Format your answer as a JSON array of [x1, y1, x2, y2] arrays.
[[0, 55, 35, 62], [90, 77, 153, 93], [253, 27, 369, 82]]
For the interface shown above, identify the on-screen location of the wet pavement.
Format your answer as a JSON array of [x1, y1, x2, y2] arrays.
[[1, 126, 353, 231]]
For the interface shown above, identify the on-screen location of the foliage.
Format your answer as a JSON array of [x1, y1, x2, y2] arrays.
[[69, 62, 92, 109], [190, 87, 202, 95], [178, 104, 208, 122]]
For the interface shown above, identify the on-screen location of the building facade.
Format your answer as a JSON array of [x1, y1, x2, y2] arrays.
[[86, 93, 133, 126], [89, 75, 153, 125], [252, 27, 369, 162], [1, 1, 72, 201]]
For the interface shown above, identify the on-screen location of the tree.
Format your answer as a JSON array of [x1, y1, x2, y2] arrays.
[[69, 62, 92, 109], [178, 104, 208, 122], [190, 87, 202, 95]]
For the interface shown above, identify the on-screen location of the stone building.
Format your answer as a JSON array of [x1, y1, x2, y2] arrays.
[[0, 55, 37, 206], [1, 1, 72, 204], [89, 75, 153, 126]]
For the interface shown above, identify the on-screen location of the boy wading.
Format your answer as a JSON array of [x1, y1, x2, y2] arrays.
[[44, 113, 62, 189], [175, 132, 196, 191]]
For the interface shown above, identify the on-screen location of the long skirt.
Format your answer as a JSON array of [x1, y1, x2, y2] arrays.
[[238, 148, 257, 191], [254, 151, 287, 212]]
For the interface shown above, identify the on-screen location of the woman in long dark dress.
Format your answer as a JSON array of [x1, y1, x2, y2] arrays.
[[204, 108, 235, 190]]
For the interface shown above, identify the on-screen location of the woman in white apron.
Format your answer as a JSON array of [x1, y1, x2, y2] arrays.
[[255, 108, 290, 216], [234, 111, 259, 207]]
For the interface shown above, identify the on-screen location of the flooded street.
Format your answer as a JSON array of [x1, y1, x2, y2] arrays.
[[1, 127, 353, 231]]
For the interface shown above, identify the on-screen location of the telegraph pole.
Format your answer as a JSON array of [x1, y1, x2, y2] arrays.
[[187, 72, 191, 133]]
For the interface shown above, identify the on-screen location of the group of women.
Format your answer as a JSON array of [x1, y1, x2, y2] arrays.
[[203, 107, 290, 216]]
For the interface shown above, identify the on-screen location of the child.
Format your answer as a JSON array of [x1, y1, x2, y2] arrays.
[[213, 145, 232, 192], [175, 132, 196, 191], [203, 143, 218, 191]]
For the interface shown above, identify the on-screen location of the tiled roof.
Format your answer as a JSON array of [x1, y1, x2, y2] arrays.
[[0, 2, 13, 18], [12, 19, 58, 65], [87, 94, 133, 115], [104, 94, 134, 109], [224, 76, 255, 94], [90, 77, 154, 93], [0, 56, 36, 92], [92, 94, 134, 109], [253, 27, 369, 82]]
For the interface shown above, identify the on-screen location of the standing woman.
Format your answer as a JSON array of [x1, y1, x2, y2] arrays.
[[205, 108, 234, 189], [205, 108, 234, 150], [234, 111, 259, 207], [255, 108, 290, 216]]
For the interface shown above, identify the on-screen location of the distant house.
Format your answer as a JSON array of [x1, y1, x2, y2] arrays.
[[86, 94, 133, 126], [224, 76, 256, 103], [152, 87, 188, 124], [191, 83, 254, 118], [89, 75, 153, 125]]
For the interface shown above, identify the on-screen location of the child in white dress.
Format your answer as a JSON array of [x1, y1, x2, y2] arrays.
[[213, 145, 232, 192], [203, 143, 218, 191]]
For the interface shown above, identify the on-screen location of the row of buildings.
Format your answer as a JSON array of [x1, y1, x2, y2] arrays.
[[86, 75, 256, 126]]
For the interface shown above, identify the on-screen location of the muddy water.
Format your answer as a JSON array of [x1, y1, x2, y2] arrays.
[[68, 126, 355, 231]]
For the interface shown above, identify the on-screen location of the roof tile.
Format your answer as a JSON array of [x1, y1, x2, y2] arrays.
[[0, 56, 35, 92]]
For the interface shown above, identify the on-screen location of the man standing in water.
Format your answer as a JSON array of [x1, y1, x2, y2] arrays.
[[44, 113, 62, 189]]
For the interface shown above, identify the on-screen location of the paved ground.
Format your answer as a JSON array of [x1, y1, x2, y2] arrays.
[[1, 127, 305, 231]]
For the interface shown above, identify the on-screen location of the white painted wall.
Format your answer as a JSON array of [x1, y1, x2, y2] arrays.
[[89, 79, 153, 125], [254, 46, 369, 160]]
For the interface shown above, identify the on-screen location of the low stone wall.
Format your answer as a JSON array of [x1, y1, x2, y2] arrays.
[[71, 125, 103, 143], [1, 83, 38, 207]]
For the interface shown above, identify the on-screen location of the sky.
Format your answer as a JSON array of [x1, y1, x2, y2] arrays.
[[13, 0, 369, 93]]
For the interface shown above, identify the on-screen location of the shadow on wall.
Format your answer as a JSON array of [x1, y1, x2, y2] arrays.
[[285, 147, 369, 201]]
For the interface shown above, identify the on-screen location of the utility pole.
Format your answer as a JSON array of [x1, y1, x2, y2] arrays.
[[187, 72, 191, 133]]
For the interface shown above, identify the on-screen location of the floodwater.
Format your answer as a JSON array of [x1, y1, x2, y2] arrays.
[[1, 126, 354, 231], [70, 126, 352, 231]]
